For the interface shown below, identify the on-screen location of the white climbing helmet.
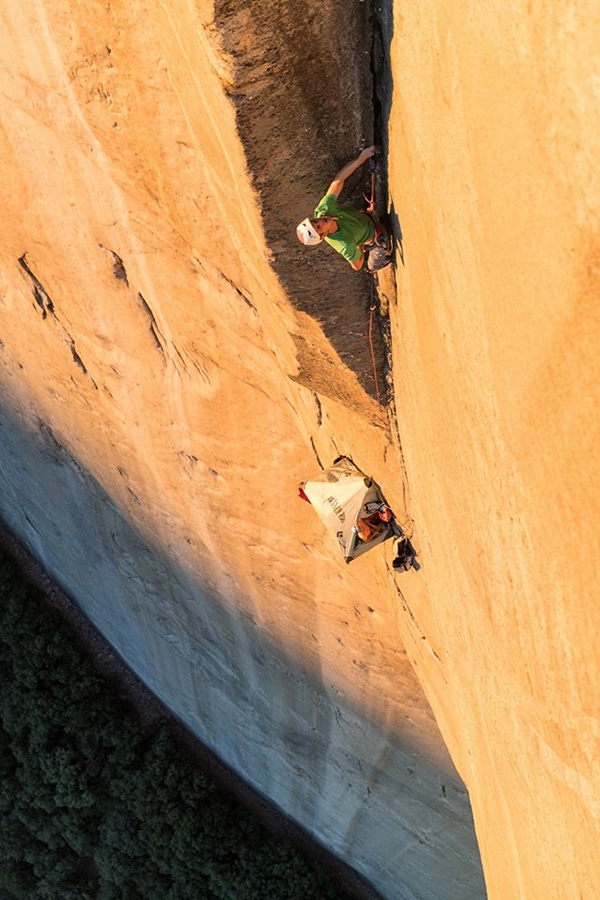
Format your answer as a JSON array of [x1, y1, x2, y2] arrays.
[[296, 218, 322, 246]]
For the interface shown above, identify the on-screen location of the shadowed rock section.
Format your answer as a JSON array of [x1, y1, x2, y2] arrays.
[[214, 0, 388, 401], [0, 2, 487, 899], [0, 402, 485, 900]]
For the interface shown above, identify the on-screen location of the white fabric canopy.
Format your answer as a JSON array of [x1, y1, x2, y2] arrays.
[[302, 457, 397, 562]]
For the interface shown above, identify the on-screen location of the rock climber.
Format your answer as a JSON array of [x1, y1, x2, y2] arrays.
[[296, 145, 391, 272], [355, 504, 394, 542]]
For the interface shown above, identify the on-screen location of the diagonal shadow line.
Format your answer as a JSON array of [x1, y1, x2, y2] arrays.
[[0, 396, 486, 900]]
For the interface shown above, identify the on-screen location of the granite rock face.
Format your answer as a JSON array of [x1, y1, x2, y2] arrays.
[[0, 3, 484, 899], [383, 4, 600, 899], [4, 3, 598, 900]]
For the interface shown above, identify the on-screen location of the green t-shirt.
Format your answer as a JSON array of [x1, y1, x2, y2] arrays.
[[314, 193, 376, 264]]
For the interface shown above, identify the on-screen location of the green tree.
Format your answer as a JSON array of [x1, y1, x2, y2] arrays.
[[0, 548, 346, 900]]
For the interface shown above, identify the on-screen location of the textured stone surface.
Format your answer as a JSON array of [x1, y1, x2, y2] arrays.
[[1, 2, 598, 900], [0, 3, 483, 899], [383, 3, 600, 899]]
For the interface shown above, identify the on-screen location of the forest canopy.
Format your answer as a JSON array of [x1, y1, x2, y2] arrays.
[[0, 549, 343, 900]]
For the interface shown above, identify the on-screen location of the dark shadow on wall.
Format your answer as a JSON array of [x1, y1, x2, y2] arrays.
[[213, 1, 390, 401], [0, 400, 487, 900], [0, 522, 383, 900], [371, 2, 404, 262]]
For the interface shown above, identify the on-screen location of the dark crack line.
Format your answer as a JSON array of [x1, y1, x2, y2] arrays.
[[18, 254, 55, 318], [138, 293, 166, 356]]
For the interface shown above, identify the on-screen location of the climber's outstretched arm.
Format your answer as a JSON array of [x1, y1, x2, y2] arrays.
[[327, 145, 376, 198]]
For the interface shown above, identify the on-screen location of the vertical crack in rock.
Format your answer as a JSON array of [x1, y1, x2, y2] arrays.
[[370, 2, 403, 264], [213, 1, 388, 402], [309, 436, 323, 469], [171, 344, 189, 378], [70, 342, 87, 375], [36, 418, 84, 475], [137, 292, 166, 357], [71, 342, 97, 388], [17, 254, 96, 388], [18, 254, 55, 318], [219, 271, 258, 314], [98, 244, 130, 285], [313, 391, 323, 426], [108, 249, 129, 286]]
